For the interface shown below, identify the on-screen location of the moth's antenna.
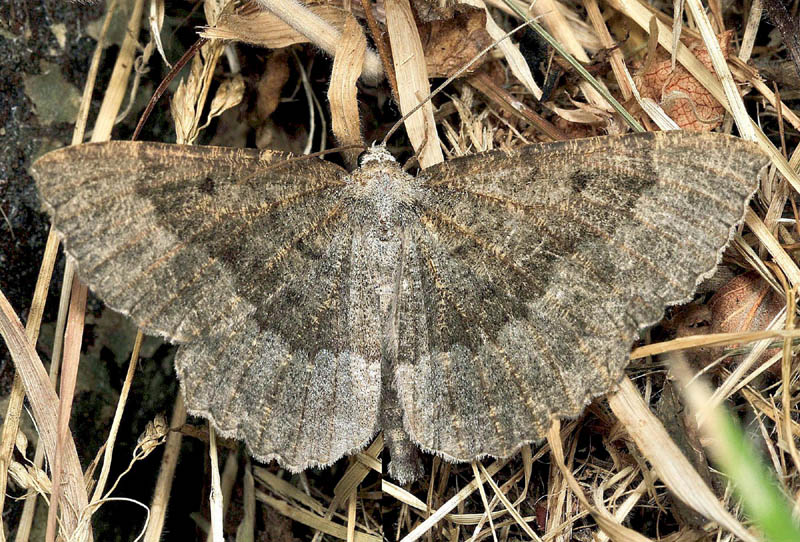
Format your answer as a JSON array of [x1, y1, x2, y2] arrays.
[[132, 37, 208, 141], [236, 144, 368, 185], [380, 20, 531, 147], [291, 144, 367, 163]]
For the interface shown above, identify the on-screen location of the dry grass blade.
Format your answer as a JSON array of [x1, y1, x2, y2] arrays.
[[584, 0, 633, 100], [346, 489, 357, 542], [47, 276, 87, 542], [328, 15, 367, 168], [702, 309, 786, 416], [219, 453, 240, 520], [90, 331, 142, 504], [236, 460, 255, 542], [92, 0, 145, 143], [607, 377, 757, 542], [630, 327, 800, 359], [0, 230, 60, 542], [208, 426, 224, 542], [0, 288, 89, 540], [382, 480, 427, 512], [476, 463, 540, 541], [254, 468, 326, 515], [468, 71, 567, 140], [385, 0, 444, 168], [745, 209, 800, 286], [470, 463, 498, 542], [684, 0, 754, 140]]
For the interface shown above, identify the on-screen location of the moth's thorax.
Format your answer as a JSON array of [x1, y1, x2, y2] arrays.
[[346, 150, 422, 238]]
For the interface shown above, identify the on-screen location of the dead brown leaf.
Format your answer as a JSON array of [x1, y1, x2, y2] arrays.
[[707, 271, 784, 369], [414, 4, 493, 78], [635, 31, 733, 131]]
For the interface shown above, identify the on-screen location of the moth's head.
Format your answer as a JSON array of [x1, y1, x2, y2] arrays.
[[358, 144, 396, 166]]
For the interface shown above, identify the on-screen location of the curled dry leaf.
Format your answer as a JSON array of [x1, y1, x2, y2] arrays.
[[664, 272, 783, 369], [635, 31, 734, 131], [707, 271, 784, 369], [411, 4, 493, 78]]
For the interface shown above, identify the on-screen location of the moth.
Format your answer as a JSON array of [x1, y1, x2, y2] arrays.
[[31, 131, 767, 482]]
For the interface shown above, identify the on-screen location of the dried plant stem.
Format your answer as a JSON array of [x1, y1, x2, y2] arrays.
[[46, 277, 86, 542], [346, 489, 357, 542], [236, 460, 255, 541], [583, 0, 633, 100], [358, 0, 399, 101], [476, 463, 541, 541], [631, 327, 800, 359], [208, 427, 224, 542], [90, 331, 142, 504], [547, 421, 651, 541], [132, 37, 209, 142], [399, 458, 509, 542], [470, 463, 498, 542], [256, 490, 381, 542], [778, 282, 800, 472], [745, 209, 800, 286], [468, 72, 567, 141], [738, 0, 762, 62], [91, 0, 146, 144], [205, 450, 238, 542], [308, 437, 382, 542]]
